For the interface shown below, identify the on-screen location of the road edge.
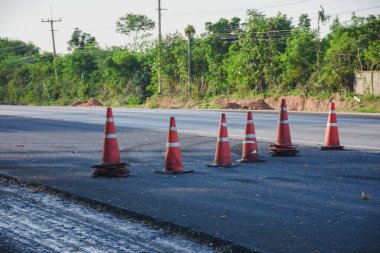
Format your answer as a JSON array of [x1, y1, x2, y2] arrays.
[[0, 173, 263, 253]]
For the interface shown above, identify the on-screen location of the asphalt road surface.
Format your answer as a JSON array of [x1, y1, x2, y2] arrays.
[[0, 106, 380, 253], [0, 182, 215, 253], [0, 105, 379, 149]]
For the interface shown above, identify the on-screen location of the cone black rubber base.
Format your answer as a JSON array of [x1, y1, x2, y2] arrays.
[[153, 169, 194, 174], [207, 163, 238, 168], [237, 158, 266, 163], [92, 168, 130, 177], [320, 145, 344, 150], [269, 144, 299, 156], [92, 162, 129, 169], [270, 150, 298, 156], [92, 162, 130, 177]]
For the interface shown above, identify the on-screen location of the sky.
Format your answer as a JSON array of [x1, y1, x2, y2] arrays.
[[0, 0, 379, 54]]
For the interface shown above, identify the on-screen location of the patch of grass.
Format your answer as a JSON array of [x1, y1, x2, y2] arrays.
[[126, 96, 142, 107], [230, 93, 246, 99], [103, 101, 112, 107], [313, 91, 332, 100], [144, 95, 160, 108], [45, 99, 71, 106], [261, 89, 281, 99], [362, 94, 380, 102], [207, 104, 221, 109], [357, 100, 380, 113], [356, 104, 380, 113]]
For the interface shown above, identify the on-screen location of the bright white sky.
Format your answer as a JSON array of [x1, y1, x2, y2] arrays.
[[0, 0, 379, 54]]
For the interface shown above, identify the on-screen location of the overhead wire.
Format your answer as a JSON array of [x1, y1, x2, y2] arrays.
[[166, 0, 379, 17], [1, 1, 377, 65], [0, 29, 366, 65], [1, 55, 35, 64], [0, 44, 29, 51], [166, 0, 315, 16], [328, 0, 367, 12], [309, 4, 380, 19]]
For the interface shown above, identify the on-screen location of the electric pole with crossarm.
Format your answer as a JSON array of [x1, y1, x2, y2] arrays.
[[42, 7, 61, 79], [157, 0, 166, 95]]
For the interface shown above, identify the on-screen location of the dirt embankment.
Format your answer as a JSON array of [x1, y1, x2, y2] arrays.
[[71, 96, 372, 112], [214, 95, 357, 111], [72, 98, 103, 107]]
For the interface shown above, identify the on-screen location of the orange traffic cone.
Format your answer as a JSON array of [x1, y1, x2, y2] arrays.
[[92, 108, 130, 177], [154, 117, 193, 174], [238, 111, 265, 163], [208, 113, 236, 167], [270, 99, 298, 155], [321, 103, 344, 150]]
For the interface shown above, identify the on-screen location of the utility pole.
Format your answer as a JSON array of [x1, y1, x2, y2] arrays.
[[158, 0, 162, 49], [187, 37, 191, 98], [42, 7, 61, 80], [317, 13, 320, 68], [157, 0, 166, 95], [184, 25, 195, 98]]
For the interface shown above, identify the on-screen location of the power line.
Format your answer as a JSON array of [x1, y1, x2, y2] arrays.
[[166, 0, 314, 16], [0, 44, 28, 51], [309, 4, 380, 19], [0, 45, 34, 55], [164, 1, 380, 32], [1, 55, 35, 64]]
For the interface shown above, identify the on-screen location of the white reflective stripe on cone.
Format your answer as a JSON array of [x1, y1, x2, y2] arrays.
[[167, 142, 180, 147], [221, 123, 227, 127], [245, 134, 256, 138], [217, 137, 229, 142], [329, 110, 336, 114], [279, 120, 288, 124], [105, 134, 117, 138], [327, 123, 338, 127], [281, 107, 287, 111], [243, 140, 255, 144], [169, 127, 177, 131], [251, 150, 258, 154], [246, 120, 254, 124], [106, 118, 114, 122]]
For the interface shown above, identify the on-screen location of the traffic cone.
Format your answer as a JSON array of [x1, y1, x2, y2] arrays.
[[92, 108, 130, 177], [208, 113, 236, 167], [269, 99, 298, 155], [237, 111, 265, 163], [154, 117, 193, 174], [321, 103, 344, 150]]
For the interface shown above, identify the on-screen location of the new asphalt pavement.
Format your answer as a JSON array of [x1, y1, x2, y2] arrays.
[[0, 106, 379, 252]]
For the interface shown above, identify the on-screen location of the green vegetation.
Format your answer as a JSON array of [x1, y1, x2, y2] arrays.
[[0, 11, 379, 110]]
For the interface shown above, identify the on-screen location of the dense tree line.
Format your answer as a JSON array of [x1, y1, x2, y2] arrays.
[[0, 11, 379, 105]]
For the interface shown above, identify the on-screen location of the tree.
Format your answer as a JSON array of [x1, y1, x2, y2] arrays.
[[317, 5, 329, 34], [365, 41, 380, 70], [226, 10, 292, 93], [204, 17, 241, 94], [1, 12, 379, 107], [316, 14, 380, 93], [281, 14, 317, 90], [317, 5, 329, 66], [298, 14, 311, 31], [116, 13, 155, 51], [67, 28, 97, 51], [151, 32, 187, 96], [190, 38, 209, 96], [185, 25, 195, 97]]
